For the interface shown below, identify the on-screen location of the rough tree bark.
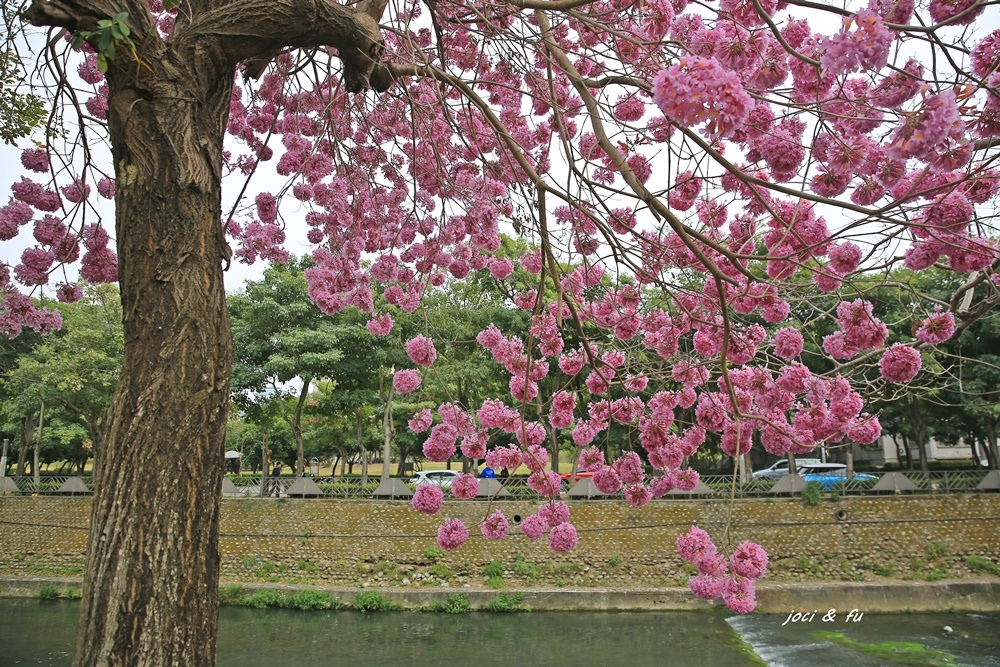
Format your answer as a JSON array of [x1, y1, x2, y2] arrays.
[[23, 0, 391, 664]]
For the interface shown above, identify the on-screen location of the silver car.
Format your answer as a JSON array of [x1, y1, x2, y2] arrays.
[[408, 469, 463, 489], [752, 458, 825, 481]]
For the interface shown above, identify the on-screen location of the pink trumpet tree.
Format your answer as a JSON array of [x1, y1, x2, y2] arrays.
[[3, 0, 1000, 661]]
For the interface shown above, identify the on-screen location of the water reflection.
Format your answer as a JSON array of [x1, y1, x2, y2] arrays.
[[1, 598, 998, 667]]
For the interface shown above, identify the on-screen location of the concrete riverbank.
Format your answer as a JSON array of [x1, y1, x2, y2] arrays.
[[2, 575, 998, 613]]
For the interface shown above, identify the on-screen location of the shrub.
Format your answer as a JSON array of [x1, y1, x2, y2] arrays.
[[65, 588, 82, 600], [425, 593, 471, 614], [219, 584, 245, 606], [282, 589, 341, 611], [244, 589, 283, 609], [38, 584, 59, 601], [353, 590, 401, 613], [485, 576, 505, 589], [801, 482, 823, 506]]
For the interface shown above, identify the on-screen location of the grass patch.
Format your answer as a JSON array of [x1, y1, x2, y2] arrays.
[[281, 589, 342, 611], [485, 576, 505, 589], [353, 590, 401, 613], [486, 592, 526, 613], [429, 563, 454, 580], [425, 545, 445, 561], [965, 556, 1000, 577], [482, 560, 504, 579], [513, 557, 542, 584]]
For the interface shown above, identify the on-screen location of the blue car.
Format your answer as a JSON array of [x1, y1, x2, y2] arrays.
[[801, 468, 877, 489]]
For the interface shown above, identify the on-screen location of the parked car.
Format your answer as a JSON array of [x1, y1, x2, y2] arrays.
[[408, 470, 463, 489], [801, 467, 876, 489], [752, 458, 824, 481], [559, 465, 613, 483]]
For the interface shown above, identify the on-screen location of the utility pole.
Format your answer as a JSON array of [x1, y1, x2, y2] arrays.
[[1, 438, 8, 477]]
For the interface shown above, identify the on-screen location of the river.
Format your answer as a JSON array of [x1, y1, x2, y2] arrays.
[[1, 599, 997, 666]]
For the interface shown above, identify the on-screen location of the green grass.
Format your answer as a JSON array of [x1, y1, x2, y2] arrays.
[[482, 560, 504, 578], [425, 593, 472, 614], [965, 556, 1000, 577], [485, 592, 526, 613]]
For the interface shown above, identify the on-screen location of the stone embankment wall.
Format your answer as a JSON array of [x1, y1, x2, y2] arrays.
[[1, 495, 998, 591]]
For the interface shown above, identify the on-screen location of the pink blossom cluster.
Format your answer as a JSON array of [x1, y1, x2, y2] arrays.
[[820, 11, 894, 76], [412, 484, 445, 514], [879, 343, 922, 383], [823, 299, 888, 360], [652, 57, 753, 138], [436, 518, 469, 552], [676, 526, 767, 614]]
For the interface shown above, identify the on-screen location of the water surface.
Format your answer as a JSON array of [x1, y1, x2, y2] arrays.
[[1, 598, 997, 666]]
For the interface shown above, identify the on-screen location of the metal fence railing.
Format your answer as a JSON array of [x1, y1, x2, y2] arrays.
[[1, 469, 995, 499]]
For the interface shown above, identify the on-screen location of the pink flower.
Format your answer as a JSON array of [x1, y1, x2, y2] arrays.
[[97, 177, 115, 199], [436, 518, 469, 551], [915, 310, 955, 345], [578, 447, 605, 471], [730, 541, 769, 580], [451, 474, 479, 499], [624, 484, 651, 507], [820, 11, 893, 75], [408, 409, 433, 433], [847, 413, 882, 443], [392, 369, 422, 394], [548, 522, 578, 552], [538, 501, 570, 527], [879, 344, 922, 383], [20, 148, 49, 173], [527, 470, 562, 497], [592, 467, 622, 494], [521, 514, 547, 540], [481, 511, 509, 539], [255, 192, 278, 224], [366, 313, 394, 336], [689, 575, 727, 600], [412, 484, 444, 514], [772, 327, 804, 360], [928, 0, 983, 25], [405, 335, 438, 367], [652, 57, 753, 138], [423, 424, 458, 461], [722, 577, 758, 614], [676, 525, 717, 563], [488, 257, 514, 280], [828, 242, 862, 275]]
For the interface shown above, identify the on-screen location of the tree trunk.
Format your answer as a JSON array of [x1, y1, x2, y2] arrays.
[[381, 384, 394, 482], [288, 378, 311, 477], [17, 416, 30, 476], [986, 419, 1000, 470], [34, 401, 43, 490], [73, 49, 233, 666]]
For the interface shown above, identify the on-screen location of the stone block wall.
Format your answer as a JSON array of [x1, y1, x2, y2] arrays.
[[1, 494, 997, 586]]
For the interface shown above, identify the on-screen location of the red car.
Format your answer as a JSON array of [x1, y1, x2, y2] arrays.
[[559, 466, 612, 483]]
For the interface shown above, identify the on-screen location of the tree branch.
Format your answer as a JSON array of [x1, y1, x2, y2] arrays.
[[179, 0, 391, 92]]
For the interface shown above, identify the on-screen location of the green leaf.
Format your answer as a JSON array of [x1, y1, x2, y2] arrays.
[[98, 30, 112, 53], [96, 53, 107, 74]]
